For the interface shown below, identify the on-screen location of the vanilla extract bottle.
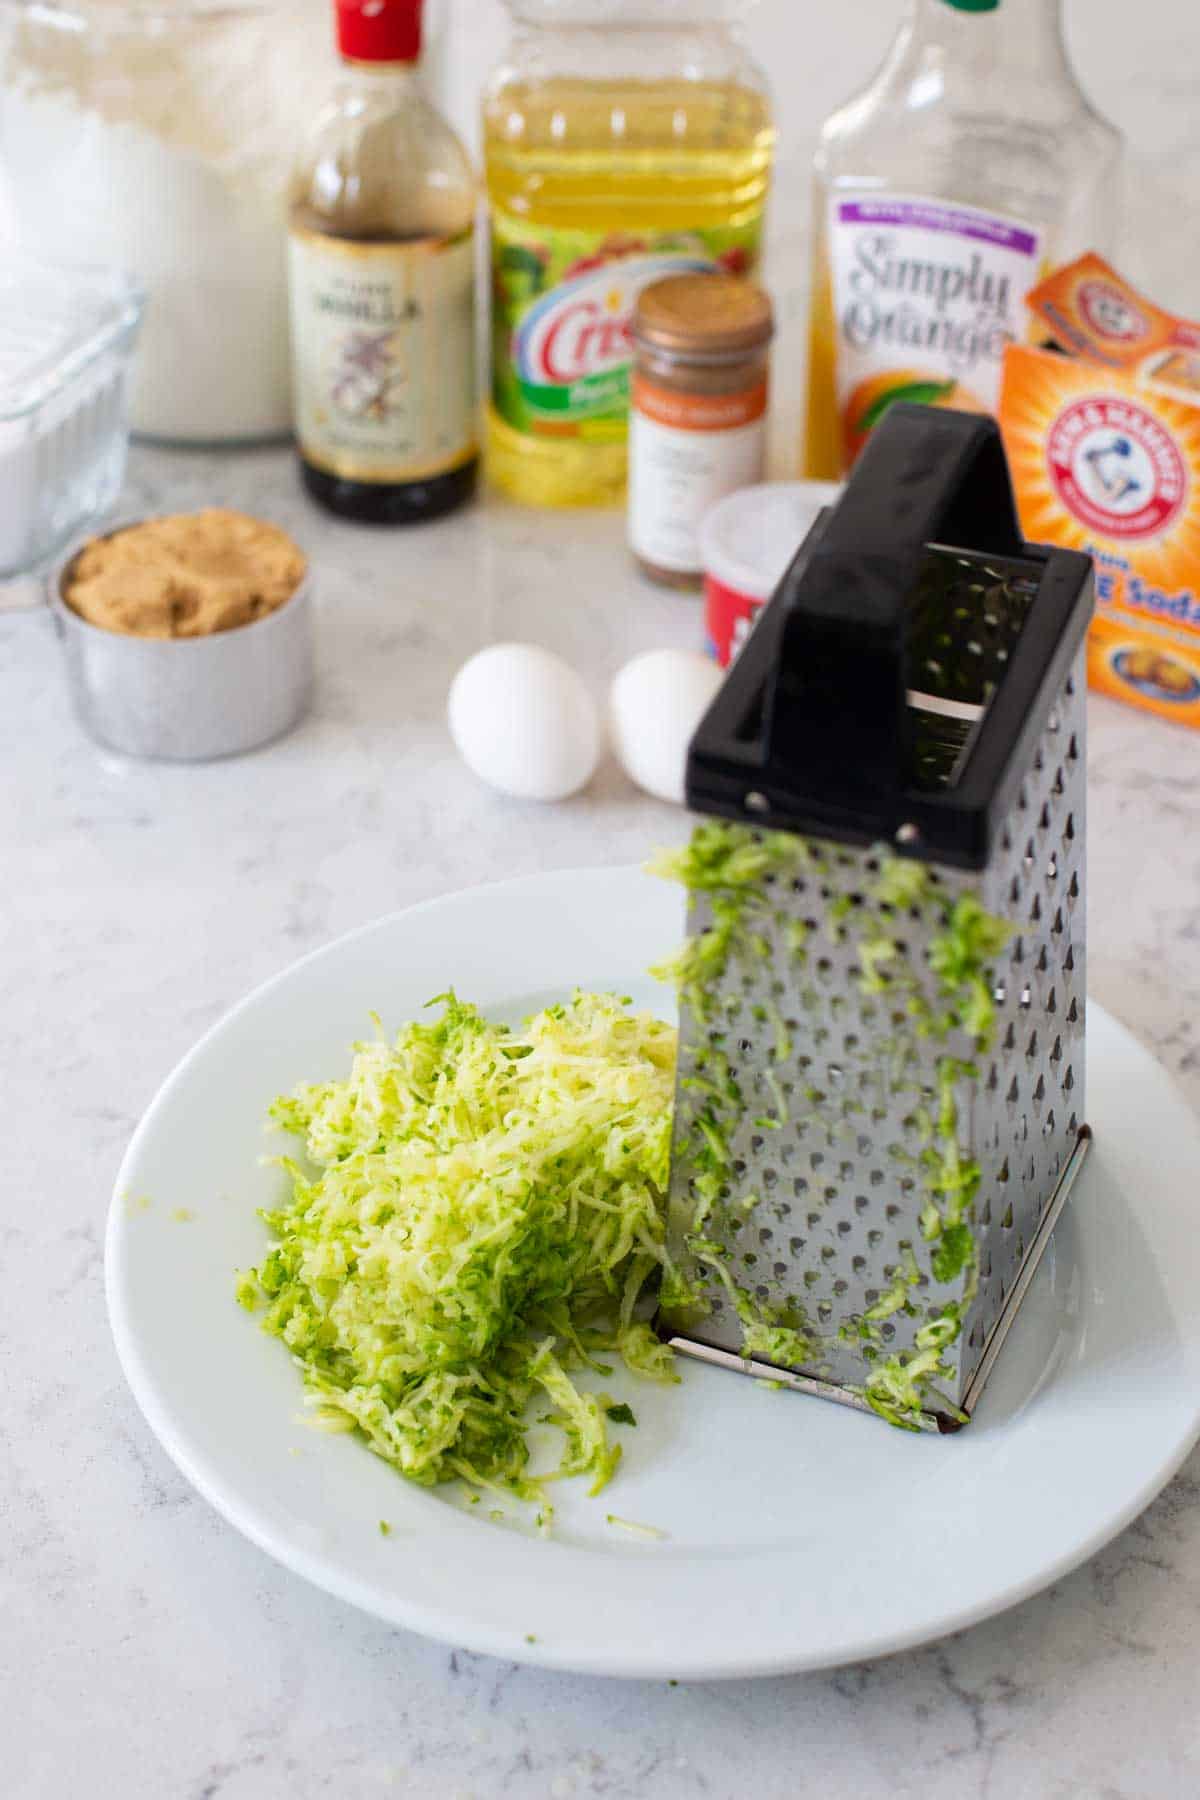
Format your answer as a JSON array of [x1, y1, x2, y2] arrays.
[[288, 0, 477, 523]]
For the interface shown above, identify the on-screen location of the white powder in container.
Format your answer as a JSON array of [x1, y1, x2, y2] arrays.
[[0, 0, 335, 444]]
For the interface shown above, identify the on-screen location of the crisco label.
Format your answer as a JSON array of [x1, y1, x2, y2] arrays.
[[827, 193, 1042, 467], [490, 213, 762, 442]]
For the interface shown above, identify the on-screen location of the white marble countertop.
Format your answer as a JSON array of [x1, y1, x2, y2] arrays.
[[5, 440, 1200, 1800]]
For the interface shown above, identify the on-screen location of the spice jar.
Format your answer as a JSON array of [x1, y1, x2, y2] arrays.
[[629, 273, 774, 588]]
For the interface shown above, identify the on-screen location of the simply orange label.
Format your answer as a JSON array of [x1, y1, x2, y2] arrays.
[[825, 194, 1043, 467]]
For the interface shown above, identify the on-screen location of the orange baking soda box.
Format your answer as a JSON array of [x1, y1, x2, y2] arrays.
[[999, 255, 1200, 726]]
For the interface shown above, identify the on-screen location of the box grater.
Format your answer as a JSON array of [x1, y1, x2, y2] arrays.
[[656, 406, 1094, 1432]]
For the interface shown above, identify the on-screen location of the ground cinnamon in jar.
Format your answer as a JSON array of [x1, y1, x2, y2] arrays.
[[629, 274, 774, 588]]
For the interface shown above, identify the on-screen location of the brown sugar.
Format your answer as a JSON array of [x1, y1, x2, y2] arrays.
[[62, 509, 307, 638]]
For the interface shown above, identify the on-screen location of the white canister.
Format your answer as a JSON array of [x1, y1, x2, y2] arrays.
[[699, 479, 843, 665]]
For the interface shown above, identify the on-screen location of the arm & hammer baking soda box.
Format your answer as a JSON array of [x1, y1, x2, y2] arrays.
[[999, 253, 1200, 724]]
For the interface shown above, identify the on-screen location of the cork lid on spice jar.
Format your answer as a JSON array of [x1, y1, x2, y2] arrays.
[[632, 273, 774, 361]]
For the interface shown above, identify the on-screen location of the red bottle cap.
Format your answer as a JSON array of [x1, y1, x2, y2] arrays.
[[336, 0, 423, 64]]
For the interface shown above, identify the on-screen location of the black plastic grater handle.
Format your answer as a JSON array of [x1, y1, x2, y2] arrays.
[[684, 403, 1093, 867], [764, 406, 1024, 806]]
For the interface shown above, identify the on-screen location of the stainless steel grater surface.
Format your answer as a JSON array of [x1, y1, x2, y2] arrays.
[[656, 407, 1095, 1431]]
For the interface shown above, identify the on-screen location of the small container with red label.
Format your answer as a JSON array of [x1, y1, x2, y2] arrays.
[[699, 479, 842, 665]]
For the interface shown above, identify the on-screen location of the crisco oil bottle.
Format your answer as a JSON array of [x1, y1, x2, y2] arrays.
[[803, 0, 1122, 479], [483, 3, 774, 507]]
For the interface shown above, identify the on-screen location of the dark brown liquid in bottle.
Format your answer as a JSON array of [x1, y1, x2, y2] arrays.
[[288, 65, 478, 527], [300, 451, 477, 526]]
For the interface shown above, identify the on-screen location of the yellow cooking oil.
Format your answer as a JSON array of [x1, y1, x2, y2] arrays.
[[483, 75, 774, 507]]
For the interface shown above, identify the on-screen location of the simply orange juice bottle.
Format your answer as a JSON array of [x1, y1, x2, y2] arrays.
[[803, 0, 1122, 480]]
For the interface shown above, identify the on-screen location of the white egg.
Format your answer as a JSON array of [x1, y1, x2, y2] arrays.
[[448, 642, 600, 802], [609, 649, 724, 805]]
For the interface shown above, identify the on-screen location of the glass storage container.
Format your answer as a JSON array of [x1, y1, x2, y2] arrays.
[[0, 254, 141, 578]]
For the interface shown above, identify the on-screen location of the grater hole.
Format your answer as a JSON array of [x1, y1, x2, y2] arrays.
[[1043, 1108, 1056, 1138], [881, 1323, 896, 1342], [773, 1262, 788, 1279], [817, 1302, 833, 1324], [1064, 811, 1076, 843]]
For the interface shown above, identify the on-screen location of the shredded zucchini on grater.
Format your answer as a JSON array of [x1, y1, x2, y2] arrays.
[[238, 992, 677, 1504]]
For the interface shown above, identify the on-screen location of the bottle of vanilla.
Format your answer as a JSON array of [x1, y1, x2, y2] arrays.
[[803, 0, 1122, 479], [288, 0, 477, 523]]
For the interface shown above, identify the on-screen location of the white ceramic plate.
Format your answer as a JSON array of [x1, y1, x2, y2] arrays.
[[106, 867, 1200, 1680]]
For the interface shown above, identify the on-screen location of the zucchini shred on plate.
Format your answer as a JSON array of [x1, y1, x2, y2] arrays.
[[236, 992, 678, 1514]]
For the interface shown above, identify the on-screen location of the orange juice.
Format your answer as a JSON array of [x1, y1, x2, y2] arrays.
[[802, 1, 1121, 480]]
